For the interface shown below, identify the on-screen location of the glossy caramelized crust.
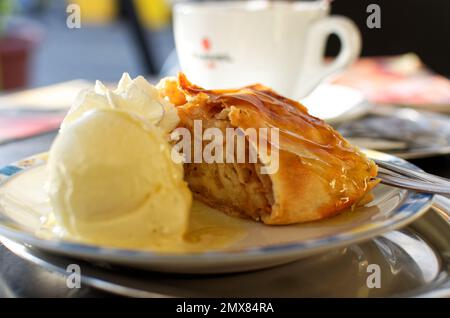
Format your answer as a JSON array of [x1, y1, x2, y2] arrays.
[[158, 73, 379, 224]]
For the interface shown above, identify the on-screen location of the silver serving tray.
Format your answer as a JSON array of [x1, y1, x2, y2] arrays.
[[1, 196, 449, 298]]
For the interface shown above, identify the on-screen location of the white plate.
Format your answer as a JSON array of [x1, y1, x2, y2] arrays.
[[0, 153, 432, 274]]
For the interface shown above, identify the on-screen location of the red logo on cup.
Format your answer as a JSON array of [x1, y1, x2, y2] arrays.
[[201, 37, 215, 69], [193, 37, 231, 69], [201, 38, 211, 52]]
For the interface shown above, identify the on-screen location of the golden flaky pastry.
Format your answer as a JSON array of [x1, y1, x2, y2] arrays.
[[158, 73, 379, 225]]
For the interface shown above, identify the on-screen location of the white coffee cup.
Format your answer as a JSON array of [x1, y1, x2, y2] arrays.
[[173, 0, 361, 100]]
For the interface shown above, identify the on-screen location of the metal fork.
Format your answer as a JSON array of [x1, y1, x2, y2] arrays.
[[372, 158, 450, 195]]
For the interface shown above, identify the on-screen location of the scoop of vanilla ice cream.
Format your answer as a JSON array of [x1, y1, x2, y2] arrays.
[[47, 109, 191, 247]]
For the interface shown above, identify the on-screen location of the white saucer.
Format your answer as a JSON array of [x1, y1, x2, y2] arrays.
[[301, 84, 370, 124]]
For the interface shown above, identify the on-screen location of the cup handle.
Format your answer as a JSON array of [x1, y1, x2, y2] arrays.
[[294, 16, 361, 99]]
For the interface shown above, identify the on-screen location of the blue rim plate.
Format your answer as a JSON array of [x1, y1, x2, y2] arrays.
[[0, 151, 433, 274]]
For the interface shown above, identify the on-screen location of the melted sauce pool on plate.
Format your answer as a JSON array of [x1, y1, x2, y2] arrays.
[[38, 200, 249, 253]]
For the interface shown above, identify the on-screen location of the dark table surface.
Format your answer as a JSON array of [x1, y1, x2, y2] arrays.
[[0, 132, 449, 297]]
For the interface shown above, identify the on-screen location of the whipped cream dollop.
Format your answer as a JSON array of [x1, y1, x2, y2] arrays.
[[61, 73, 179, 134]]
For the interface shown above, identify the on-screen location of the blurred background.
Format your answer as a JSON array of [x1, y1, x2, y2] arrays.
[[0, 0, 448, 91], [0, 0, 449, 166]]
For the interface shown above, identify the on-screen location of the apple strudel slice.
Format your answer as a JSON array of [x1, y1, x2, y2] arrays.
[[157, 74, 379, 225]]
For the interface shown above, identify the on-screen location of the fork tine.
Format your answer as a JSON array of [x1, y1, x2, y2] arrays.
[[373, 158, 450, 186], [378, 173, 450, 195]]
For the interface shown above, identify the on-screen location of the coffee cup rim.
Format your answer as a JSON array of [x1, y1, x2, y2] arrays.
[[174, 0, 329, 14]]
